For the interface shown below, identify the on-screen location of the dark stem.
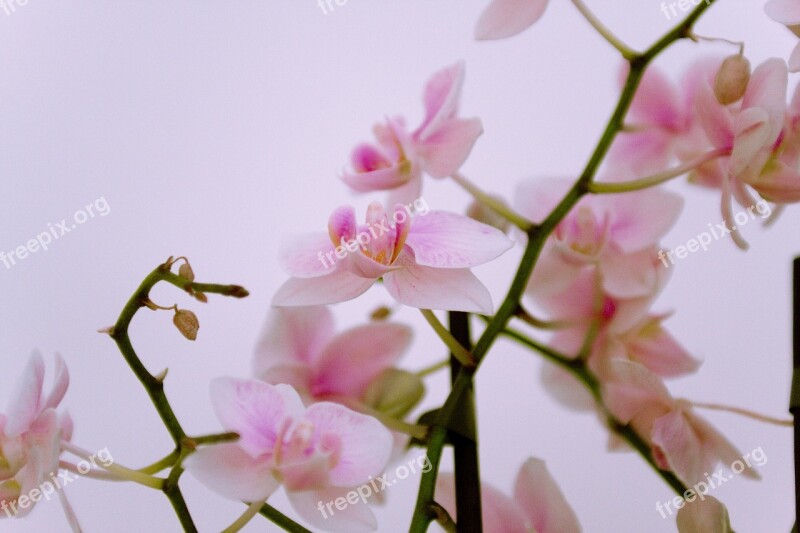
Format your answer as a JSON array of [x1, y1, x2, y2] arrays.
[[448, 312, 482, 531], [259, 504, 313, 533], [791, 257, 800, 524]]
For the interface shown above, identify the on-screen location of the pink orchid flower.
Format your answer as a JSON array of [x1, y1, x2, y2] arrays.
[[532, 270, 698, 411], [695, 57, 789, 248], [602, 360, 758, 487], [515, 177, 682, 299], [1, 353, 73, 520], [252, 306, 412, 406], [436, 457, 580, 533], [272, 202, 513, 313], [676, 496, 732, 533], [474, 0, 550, 40], [342, 62, 483, 205], [184, 378, 393, 532], [765, 0, 800, 72], [609, 60, 721, 174]]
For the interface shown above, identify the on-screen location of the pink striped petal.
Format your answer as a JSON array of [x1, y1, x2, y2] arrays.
[[475, 0, 549, 40], [280, 233, 338, 278], [272, 270, 375, 307], [696, 81, 735, 149], [303, 402, 393, 487], [404, 211, 513, 268], [597, 189, 684, 253], [514, 458, 580, 533], [383, 256, 494, 313], [288, 487, 379, 533], [209, 378, 305, 458], [184, 443, 279, 502], [651, 409, 708, 486]]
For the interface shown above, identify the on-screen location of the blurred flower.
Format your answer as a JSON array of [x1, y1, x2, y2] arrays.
[[273, 201, 513, 313], [185, 378, 393, 532], [602, 360, 758, 487], [252, 306, 414, 408], [515, 177, 682, 300], [342, 62, 483, 205], [676, 496, 732, 533], [1, 353, 73, 519], [436, 457, 580, 532], [765, 0, 800, 71], [474, 0, 550, 40]]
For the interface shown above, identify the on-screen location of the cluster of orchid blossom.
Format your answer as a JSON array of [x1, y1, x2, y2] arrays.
[[5, 1, 800, 532]]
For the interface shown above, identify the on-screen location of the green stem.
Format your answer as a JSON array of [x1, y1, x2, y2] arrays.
[[570, 0, 636, 59], [106, 257, 249, 532], [259, 503, 313, 533], [499, 325, 688, 496], [450, 172, 534, 231], [588, 148, 728, 194], [407, 3, 717, 530], [420, 309, 475, 367]]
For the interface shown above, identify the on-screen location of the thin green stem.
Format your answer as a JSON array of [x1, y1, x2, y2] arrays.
[[223, 501, 263, 533], [498, 325, 688, 496], [138, 451, 179, 475], [415, 359, 450, 378], [259, 503, 313, 533], [570, 0, 637, 59], [106, 257, 249, 532], [451, 172, 534, 231], [420, 309, 475, 367], [588, 148, 728, 194]]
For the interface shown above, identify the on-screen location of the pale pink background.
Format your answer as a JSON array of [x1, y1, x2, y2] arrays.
[[0, 1, 796, 531]]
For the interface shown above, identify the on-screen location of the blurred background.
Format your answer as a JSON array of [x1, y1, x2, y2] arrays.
[[0, 1, 796, 531]]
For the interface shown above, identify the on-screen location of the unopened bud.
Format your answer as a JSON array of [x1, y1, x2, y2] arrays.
[[173, 309, 199, 340], [466, 198, 510, 233], [193, 291, 208, 303], [714, 55, 751, 105], [178, 262, 195, 282], [370, 306, 392, 321], [363, 369, 425, 418]]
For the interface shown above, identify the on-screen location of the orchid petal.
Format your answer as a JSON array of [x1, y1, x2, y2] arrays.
[[676, 496, 732, 533], [288, 487, 379, 533], [280, 233, 338, 278], [253, 307, 335, 376], [651, 409, 707, 486], [184, 443, 279, 502], [514, 458, 580, 533], [5, 352, 45, 438], [766, 0, 800, 24], [209, 378, 305, 458], [42, 354, 69, 412], [415, 62, 465, 141], [436, 473, 529, 533], [404, 211, 513, 268], [272, 270, 375, 307], [475, 0, 549, 40], [304, 402, 393, 487], [383, 255, 495, 313], [417, 118, 483, 178], [313, 323, 412, 398]]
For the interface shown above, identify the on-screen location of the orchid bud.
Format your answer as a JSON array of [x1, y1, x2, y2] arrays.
[[370, 306, 393, 321], [714, 55, 751, 105], [178, 262, 195, 282], [363, 368, 424, 418], [466, 197, 510, 233], [173, 309, 199, 340]]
